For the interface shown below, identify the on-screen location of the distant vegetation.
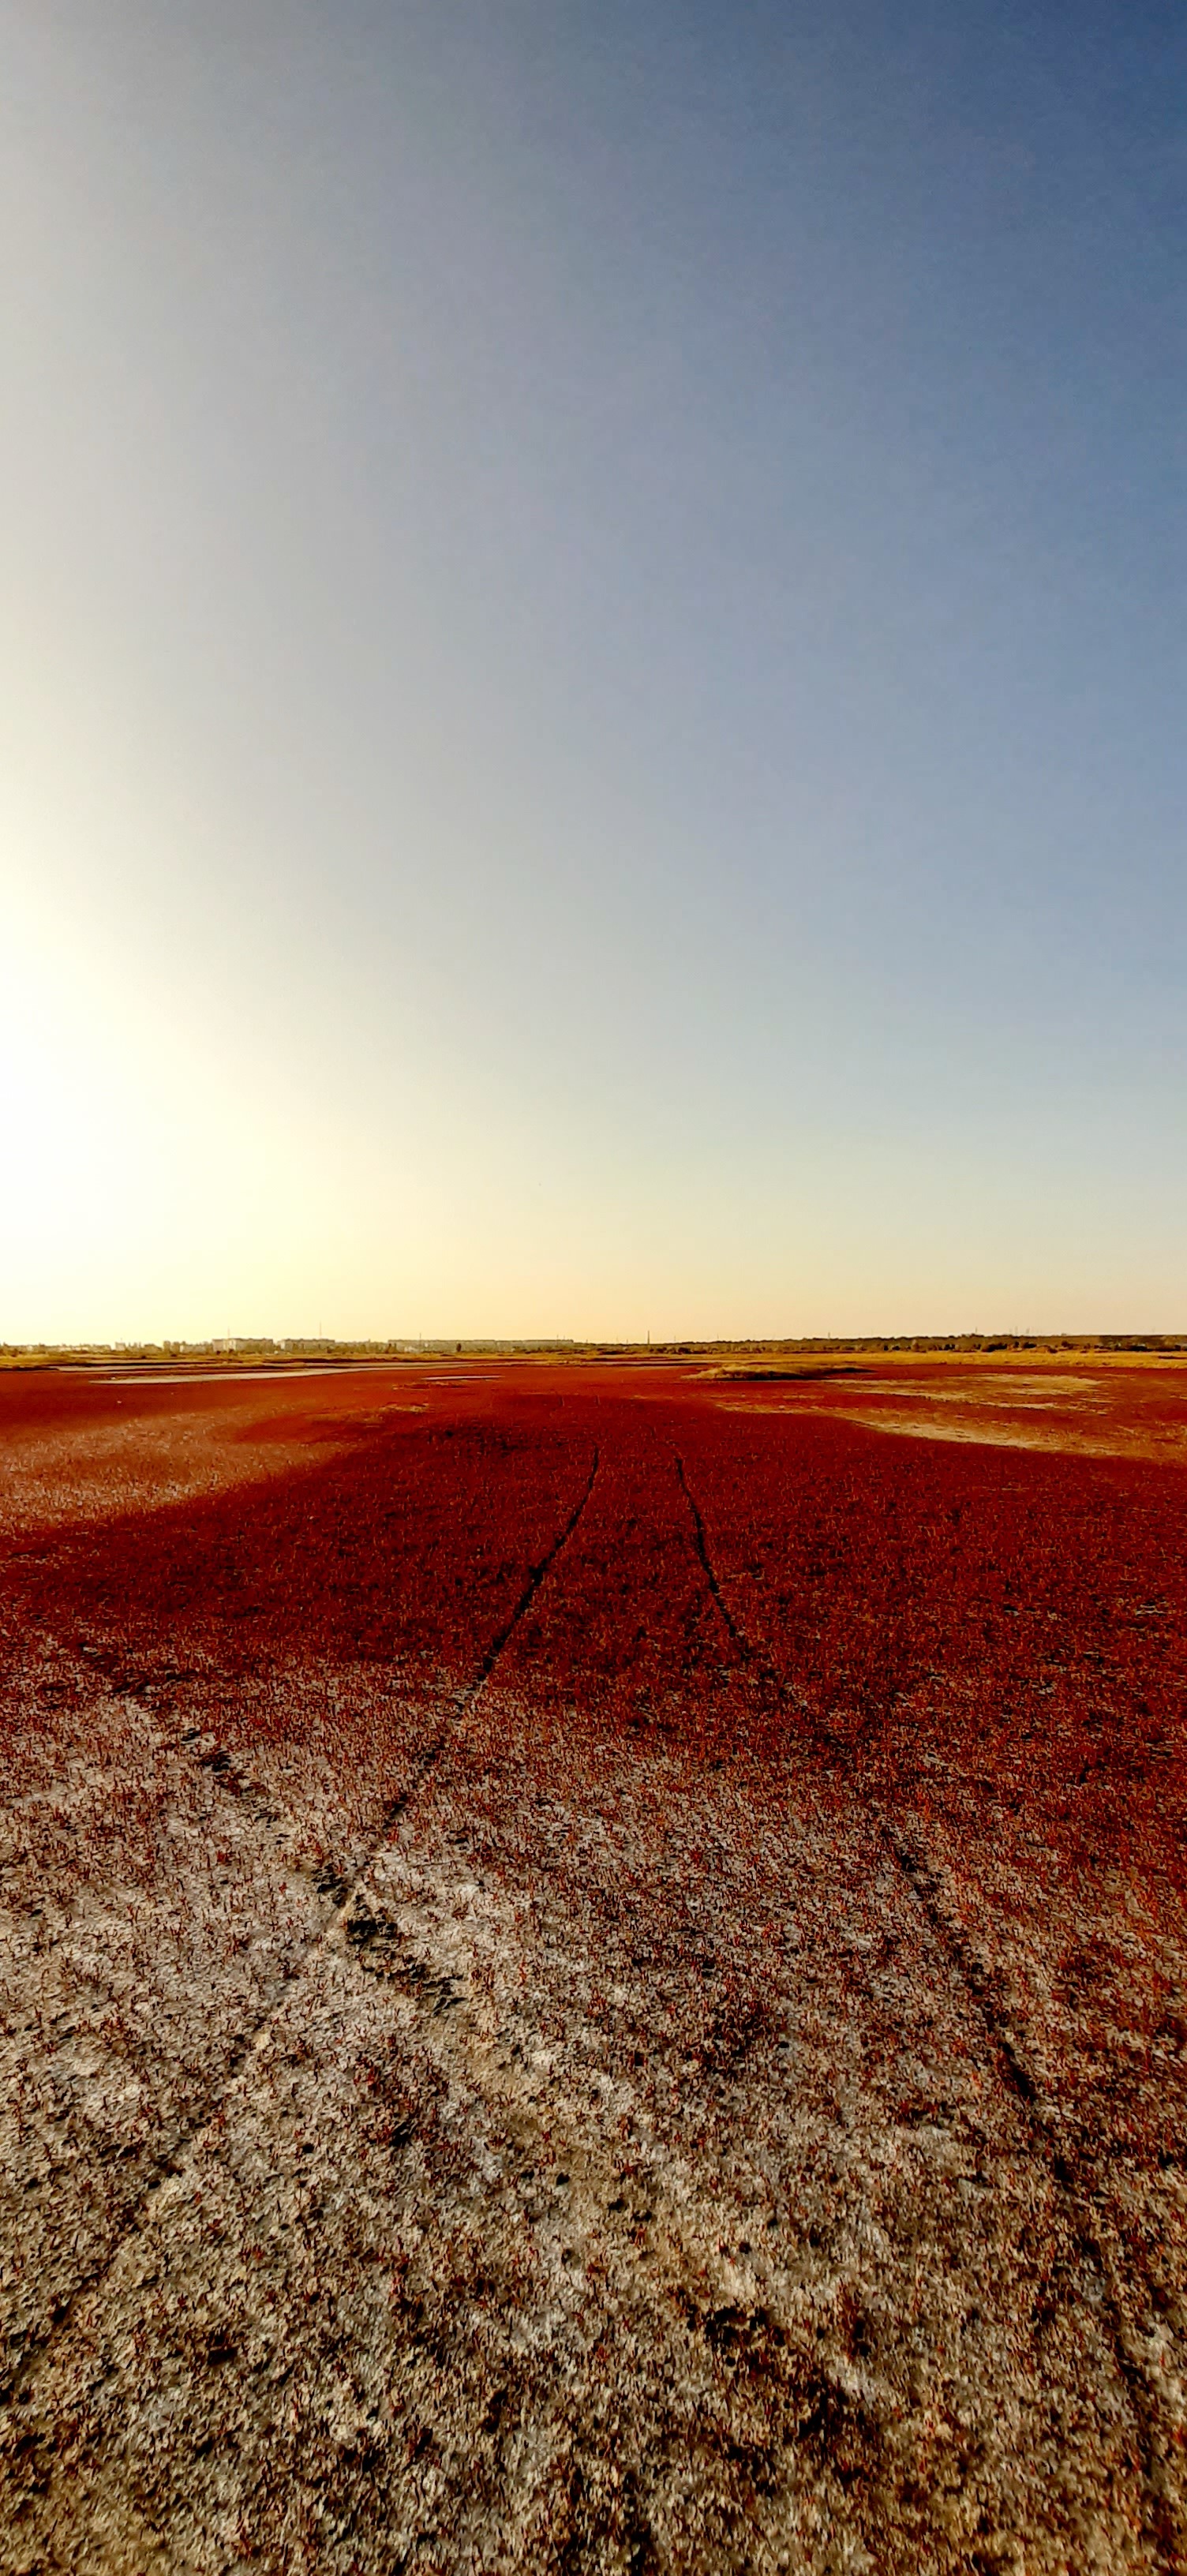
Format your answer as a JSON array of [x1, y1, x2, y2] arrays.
[[2, 1332, 1185, 1371]]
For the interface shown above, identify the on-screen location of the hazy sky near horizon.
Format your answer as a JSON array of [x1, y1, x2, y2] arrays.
[[3, 2, 1184, 1340]]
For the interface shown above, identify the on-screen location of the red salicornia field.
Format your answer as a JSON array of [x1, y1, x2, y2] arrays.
[[2, 1353, 1186, 2572]]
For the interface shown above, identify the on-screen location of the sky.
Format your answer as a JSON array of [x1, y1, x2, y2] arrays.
[[2, 1, 1184, 1341]]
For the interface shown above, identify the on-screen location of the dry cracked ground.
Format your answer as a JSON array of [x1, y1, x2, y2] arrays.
[[1, 1358, 1185, 2573]]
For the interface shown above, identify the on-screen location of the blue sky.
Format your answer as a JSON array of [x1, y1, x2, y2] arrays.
[[2, 2, 1184, 1337]]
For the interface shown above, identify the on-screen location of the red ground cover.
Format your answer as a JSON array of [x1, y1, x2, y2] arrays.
[[5, 1356, 1186, 1905], [6, 1357, 1185, 2146], [2, 1355, 1186, 2567]]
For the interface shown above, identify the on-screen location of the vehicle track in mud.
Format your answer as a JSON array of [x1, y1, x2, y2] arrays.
[[1, 1440, 601, 2424], [673, 1445, 1185, 2572]]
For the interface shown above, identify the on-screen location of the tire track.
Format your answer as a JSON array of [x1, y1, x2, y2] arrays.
[[2, 1443, 601, 2421], [886, 1833, 1181, 2566], [673, 1450, 835, 1762], [674, 1451, 753, 1664], [673, 1448, 1183, 2574]]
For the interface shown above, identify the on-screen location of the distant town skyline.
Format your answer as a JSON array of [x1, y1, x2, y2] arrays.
[[4, 2, 1184, 1340]]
